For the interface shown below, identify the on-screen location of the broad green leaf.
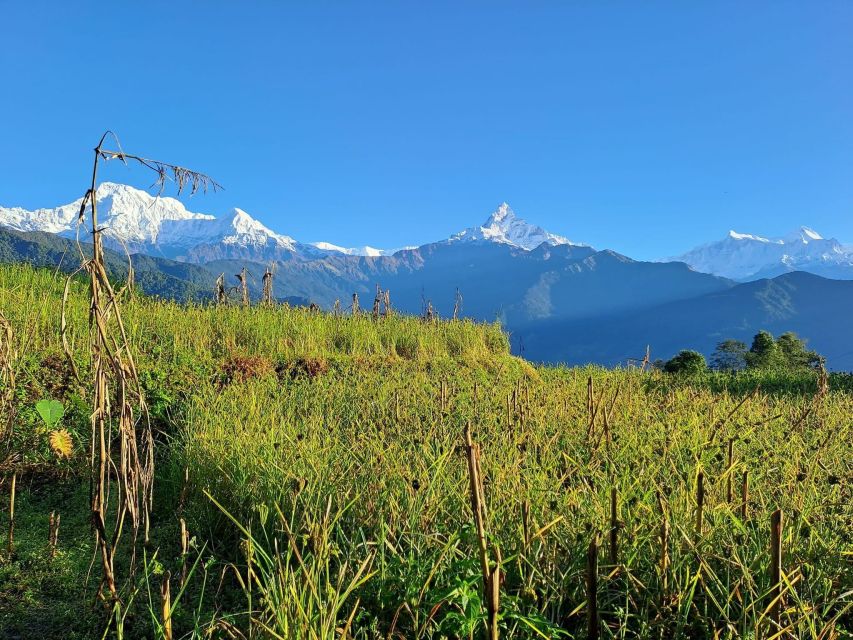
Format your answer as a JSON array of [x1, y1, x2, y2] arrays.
[[35, 399, 65, 428]]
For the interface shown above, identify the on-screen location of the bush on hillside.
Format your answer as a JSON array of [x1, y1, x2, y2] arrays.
[[663, 350, 707, 375]]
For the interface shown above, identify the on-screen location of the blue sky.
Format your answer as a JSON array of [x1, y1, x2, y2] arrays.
[[1, 2, 851, 259]]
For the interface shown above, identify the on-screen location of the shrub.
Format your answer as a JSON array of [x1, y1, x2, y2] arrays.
[[663, 350, 707, 375]]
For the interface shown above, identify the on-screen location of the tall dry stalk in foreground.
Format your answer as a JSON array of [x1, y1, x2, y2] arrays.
[[236, 267, 250, 307], [0, 313, 16, 461], [65, 131, 220, 600], [262, 264, 275, 305], [465, 423, 500, 640], [215, 273, 227, 305]]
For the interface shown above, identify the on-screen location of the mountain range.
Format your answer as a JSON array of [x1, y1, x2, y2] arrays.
[[672, 228, 853, 281], [1, 183, 852, 368]]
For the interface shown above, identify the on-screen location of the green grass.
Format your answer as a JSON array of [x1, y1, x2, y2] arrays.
[[0, 481, 98, 639], [1, 263, 851, 639]]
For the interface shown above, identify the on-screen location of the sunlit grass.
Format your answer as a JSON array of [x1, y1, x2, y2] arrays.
[[1, 262, 851, 639]]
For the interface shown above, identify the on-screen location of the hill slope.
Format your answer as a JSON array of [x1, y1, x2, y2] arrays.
[[0, 226, 216, 300], [520, 271, 853, 370]]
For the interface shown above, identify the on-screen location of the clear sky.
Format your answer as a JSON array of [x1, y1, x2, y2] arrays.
[[2, 2, 851, 259]]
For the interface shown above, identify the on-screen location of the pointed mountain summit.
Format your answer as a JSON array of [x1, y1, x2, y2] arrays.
[[448, 202, 580, 250], [784, 226, 824, 243]]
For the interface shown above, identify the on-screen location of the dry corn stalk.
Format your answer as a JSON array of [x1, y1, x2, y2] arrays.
[[464, 423, 500, 640], [236, 267, 249, 307], [161, 571, 173, 640], [382, 289, 392, 317], [262, 265, 274, 306], [62, 131, 219, 599], [6, 472, 15, 554], [0, 313, 16, 458], [587, 533, 599, 640], [215, 273, 227, 305], [372, 284, 382, 320], [49, 511, 61, 558]]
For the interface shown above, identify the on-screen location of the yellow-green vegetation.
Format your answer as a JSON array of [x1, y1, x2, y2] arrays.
[[1, 263, 851, 639]]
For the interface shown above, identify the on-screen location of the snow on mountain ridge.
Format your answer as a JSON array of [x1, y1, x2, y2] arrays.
[[0, 182, 215, 245], [674, 226, 853, 280], [308, 242, 413, 257], [0, 182, 300, 258], [1, 186, 585, 260], [448, 202, 580, 250]]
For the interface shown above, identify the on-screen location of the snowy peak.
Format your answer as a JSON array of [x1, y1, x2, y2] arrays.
[[675, 226, 853, 280], [449, 202, 579, 251], [0, 182, 301, 260], [784, 226, 823, 243], [91, 182, 216, 245], [727, 230, 775, 243], [218, 208, 296, 249], [486, 202, 514, 225], [0, 182, 215, 247]]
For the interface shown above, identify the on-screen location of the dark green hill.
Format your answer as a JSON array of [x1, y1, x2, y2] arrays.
[[519, 271, 853, 370], [0, 227, 215, 300]]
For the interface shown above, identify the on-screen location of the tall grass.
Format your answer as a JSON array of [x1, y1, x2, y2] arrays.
[[1, 263, 851, 638]]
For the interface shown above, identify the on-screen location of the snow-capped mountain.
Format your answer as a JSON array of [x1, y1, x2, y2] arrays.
[[0, 182, 216, 245], [673, 227, 853, 281], [312, 202, 578, 256], [0, 185, 583, 263], [448, 202, 580, 250], [0, 182, 304, 262]]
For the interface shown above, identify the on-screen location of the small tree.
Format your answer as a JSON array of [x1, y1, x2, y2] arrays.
[[745, 330, 783, 370], [664, 350, 707, 375], [711, 339, 747, 371], [776, 332, 822, 369]]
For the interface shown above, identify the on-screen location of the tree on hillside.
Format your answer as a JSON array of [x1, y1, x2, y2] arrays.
[[711, 339, 748, 371], [776, 331, 823, 369], [664, 350, 707, 375], [745, 330, 784, 370], [744, 330, 824, 371]]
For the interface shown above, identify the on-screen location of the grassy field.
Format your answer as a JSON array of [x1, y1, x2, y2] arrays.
[[0, 264, 851, 639]]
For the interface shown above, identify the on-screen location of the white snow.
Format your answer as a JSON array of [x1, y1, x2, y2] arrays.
[[673, 226, 853, 280], [309, 242, 411, 257], [448, 203, 582, 251], [0, 182, 297, 257], [1, 185, 586, 263]]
